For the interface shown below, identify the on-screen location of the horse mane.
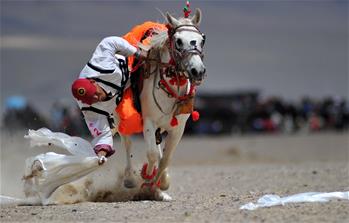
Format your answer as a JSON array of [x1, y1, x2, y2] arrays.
[[138, 18, 194, 52], [137, 28, 168, 52], [148, 29, 169, 50]]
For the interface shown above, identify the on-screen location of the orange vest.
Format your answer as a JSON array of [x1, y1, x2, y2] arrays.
[[116, 21, 167, 135]]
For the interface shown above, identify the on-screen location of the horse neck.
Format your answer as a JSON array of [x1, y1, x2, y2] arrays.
[[150, 46, 191, 97], [158, 46, 171, 64]]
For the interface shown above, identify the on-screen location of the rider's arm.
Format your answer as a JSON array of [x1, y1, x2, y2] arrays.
[[101, 36, 138, 57]]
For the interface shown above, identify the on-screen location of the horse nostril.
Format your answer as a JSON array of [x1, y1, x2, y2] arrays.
[[191, 68, 198, 76], [201, 68, 206, 75]]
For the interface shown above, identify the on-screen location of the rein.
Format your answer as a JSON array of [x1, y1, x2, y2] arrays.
[[159, 68, 195, 101]]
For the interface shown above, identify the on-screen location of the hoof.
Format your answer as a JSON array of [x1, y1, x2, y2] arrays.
[[156, 191, 172, 201], [124, 179, 137, 189], [124, 168, 138, 189]]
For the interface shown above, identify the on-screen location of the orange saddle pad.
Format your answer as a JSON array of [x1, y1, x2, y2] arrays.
[[123, 21, 167, 67], [115, 87, 143, 135], [115, 21, 167, 135]]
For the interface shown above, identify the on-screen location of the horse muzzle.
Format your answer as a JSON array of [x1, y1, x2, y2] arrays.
[[190, 67, 206, 86]]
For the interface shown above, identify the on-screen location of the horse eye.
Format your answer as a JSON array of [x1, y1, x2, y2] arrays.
[[176, 38, 183, 48]]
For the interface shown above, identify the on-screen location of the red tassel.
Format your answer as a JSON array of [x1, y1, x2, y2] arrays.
[[191, 110, 200, 121], [170, 116, 178, 127], [169, 58, 175, 66]]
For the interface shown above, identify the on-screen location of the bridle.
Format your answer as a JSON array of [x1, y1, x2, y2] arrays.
[[133, 23, 205, 119], [134, 23, 205, 79], [159, 24, 205, 95], [167, 24, 205, 76]]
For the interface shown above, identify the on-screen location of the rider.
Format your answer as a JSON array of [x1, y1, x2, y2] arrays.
[[71, 36, 146, 159]]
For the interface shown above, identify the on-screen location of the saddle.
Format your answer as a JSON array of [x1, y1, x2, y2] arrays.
[[115, 22, 167, 135]]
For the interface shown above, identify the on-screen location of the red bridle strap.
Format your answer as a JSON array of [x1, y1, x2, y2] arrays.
[[159, 78, 195, 101]]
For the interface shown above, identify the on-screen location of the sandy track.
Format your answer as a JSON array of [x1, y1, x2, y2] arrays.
[[1, 132, 348, 222]]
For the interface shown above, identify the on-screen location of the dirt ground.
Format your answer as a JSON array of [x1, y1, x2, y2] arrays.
[[1, 131, 348, 222]]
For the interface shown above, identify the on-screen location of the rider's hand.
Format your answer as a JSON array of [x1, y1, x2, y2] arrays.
[[97, 150, 107, 165], [135, 49, 147, 60]]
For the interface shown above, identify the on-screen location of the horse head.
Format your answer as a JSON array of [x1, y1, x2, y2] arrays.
[[166, 9, 206, 86]]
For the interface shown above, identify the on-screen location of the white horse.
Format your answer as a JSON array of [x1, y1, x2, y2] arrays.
[[121, 8, 206, 197], [18, 9, 206, 205]]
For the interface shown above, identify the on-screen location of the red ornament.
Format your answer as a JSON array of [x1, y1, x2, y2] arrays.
[[169, 76, 187, 86], [170, 116, 179, 127], [141, 163, 158, 180], [169, 58, 175, 66], [183, 1, 191, 18], [191, 110, 200, 121], [184, 10, 191, 18]]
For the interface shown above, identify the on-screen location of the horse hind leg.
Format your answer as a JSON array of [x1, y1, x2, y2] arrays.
[[121, 135, 138, 189]]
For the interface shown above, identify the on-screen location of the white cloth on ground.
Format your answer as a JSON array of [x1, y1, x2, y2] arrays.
[[240, 191, 349, 210], [22, 128, 102, 205]]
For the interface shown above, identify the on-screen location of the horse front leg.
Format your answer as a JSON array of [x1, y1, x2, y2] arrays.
[[142, 119, 161, 183], [154, 122, 186, 194], [120, 135, 137, 188]]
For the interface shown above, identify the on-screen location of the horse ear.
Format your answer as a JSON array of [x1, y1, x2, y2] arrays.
[[166, 12, 180, 27], [191, 8, 202, 26]]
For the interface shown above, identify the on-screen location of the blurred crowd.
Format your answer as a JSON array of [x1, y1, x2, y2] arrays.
[[186, 93, 349, 135], [1, 96, 88, 136], [2, 93, 349, 136]]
